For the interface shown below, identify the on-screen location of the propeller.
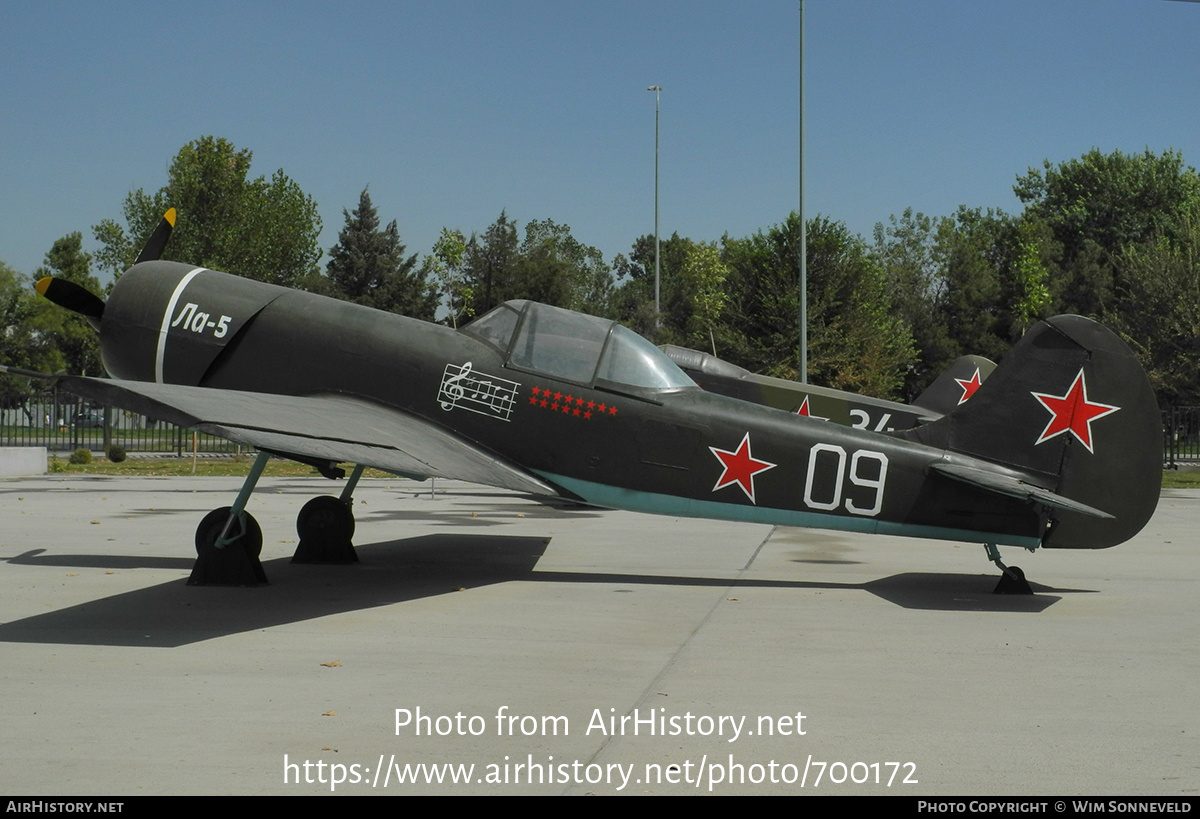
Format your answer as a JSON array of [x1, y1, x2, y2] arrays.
[[35, 208, 176, 329], [134, 207, 176, 265], [34, 277, 106, 327]]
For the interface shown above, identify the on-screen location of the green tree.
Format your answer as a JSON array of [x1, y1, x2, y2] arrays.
[[508, 220, 573, 309], [325, 188, 437, 320], [1107, 212, 1200, 405], [426, 228, 470, 327], [677, 241, 728, 354], [513, 219, 612, 314], [722, 214, 915, 398], [875, 206, 1053, 398], [931, 207, 1009, 364], [0, 260, 61, 401], [1014, 147, 1200, 316], [461, 211, 519, 319], [34, 233, 103, 376], [1007, 217, 1052, 336], [1011, 148, 1200, 409], [873, 209, 954, 397], [454, 213, 615, 321], [93, 136, 322, 287], [610, 232, 693, 339]]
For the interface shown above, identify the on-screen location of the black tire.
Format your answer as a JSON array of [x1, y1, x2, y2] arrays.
[[296, 496, 355, 543], [196, 506, 263, 560]]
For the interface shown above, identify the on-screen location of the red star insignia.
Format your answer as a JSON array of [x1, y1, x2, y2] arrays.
[[583, 411, 592, 419], [709, 432, 777, 504], [795, 396, 828, 421], [528, 396, 538, 405], [955, 368, 983, 405], [532, 386, 541, 396], [1031, 369, 1119, 453]]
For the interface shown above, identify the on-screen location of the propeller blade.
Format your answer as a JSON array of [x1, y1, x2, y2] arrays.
[[35, 277, 105, 330], [133, 207, 176, 264]]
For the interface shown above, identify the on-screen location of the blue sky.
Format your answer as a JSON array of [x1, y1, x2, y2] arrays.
[[2, 1, 1198, 280]]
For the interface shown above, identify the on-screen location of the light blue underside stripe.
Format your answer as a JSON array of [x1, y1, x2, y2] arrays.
[[536, 471, 1042, 549]]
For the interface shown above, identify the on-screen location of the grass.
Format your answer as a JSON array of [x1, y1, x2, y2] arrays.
[[1160, 469, 1200, 489], [45, 454, 396, 479]]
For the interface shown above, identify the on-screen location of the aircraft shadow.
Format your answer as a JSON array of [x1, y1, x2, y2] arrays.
[[0, 535, 1070, 648], [528, 571, 1065, 613], [0, 534, 551, 648], [7, 548, 195, 571]]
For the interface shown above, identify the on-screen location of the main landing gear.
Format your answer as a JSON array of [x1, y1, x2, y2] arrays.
[[984, 542, 1034, 595], [294, 465, 363, 565], [188, 453, 365, 586]]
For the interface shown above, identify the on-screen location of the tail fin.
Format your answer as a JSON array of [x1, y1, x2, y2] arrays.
[[901, 315, 1161, 549], [912, 354, 996, 416]]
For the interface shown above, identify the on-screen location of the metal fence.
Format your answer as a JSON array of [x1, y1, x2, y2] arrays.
[[1163, 406, 1200, 468], [0, 385, 240, 456], [5, 385, 1198, 466]]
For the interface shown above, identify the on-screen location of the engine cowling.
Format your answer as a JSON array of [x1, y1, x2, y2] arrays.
[[101, 261, 285, 385]]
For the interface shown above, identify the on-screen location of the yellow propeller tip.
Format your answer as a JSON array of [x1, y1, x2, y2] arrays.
[[34, 277, 51, 296], [164, 207, 176, 227]]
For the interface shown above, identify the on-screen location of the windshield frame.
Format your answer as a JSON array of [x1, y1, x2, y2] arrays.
[[461, 301, 696, 393]]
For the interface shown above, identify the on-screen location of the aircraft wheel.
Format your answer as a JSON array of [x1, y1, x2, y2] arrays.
[[293, 496, 358, 564], [196, 506, 263, 558], [993, 565, 1033, 595], [189, 507, 266, 586], [296, 496, 355, 543]]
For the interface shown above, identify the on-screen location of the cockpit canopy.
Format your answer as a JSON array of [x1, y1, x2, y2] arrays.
[[461, 300, 696, 391]]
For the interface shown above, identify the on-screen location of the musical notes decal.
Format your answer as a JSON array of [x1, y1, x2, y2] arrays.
[[437, 362, 520, 422]]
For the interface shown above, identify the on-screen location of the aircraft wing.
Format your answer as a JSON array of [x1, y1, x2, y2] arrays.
[[56, 376, 559, 497]]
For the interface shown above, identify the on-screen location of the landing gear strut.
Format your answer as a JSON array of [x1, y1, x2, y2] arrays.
[[188, 451, 270, 586], [984, 542, 1033, 595], [188, 456, 365, 585]]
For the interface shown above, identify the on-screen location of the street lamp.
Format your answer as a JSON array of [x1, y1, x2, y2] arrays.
[[798, 2, 807, 383], [647, 85, 661, 330]]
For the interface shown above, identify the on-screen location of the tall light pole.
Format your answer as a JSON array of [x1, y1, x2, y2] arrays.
[[648, 85, 662, 330], [798, 1, 807, 383]]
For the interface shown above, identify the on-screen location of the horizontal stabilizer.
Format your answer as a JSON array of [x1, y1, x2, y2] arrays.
[[930, 462, 1113, 520]]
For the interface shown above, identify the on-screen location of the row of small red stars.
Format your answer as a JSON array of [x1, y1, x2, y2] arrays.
[[528, 386, 618, 420]]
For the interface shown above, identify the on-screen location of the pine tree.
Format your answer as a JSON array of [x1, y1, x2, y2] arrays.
[[326, 188, 437, 319]]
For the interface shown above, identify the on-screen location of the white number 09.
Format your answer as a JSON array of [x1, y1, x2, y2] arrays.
[[802, 443, 889, 517]]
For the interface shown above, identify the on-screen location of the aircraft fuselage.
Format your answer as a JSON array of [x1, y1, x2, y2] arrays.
[[100, 261, 1046, 548]]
